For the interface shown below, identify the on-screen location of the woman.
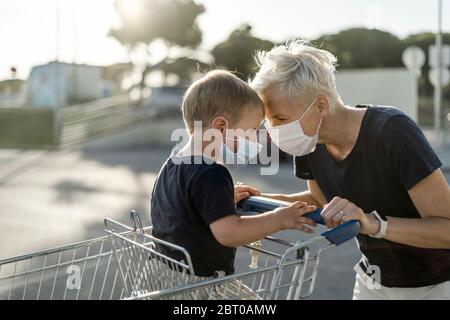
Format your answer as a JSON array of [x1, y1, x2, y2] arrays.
[[248, 40, 450, 299]]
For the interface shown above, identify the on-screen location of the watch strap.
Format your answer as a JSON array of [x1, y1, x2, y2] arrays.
[[368, 210, 387, 239]]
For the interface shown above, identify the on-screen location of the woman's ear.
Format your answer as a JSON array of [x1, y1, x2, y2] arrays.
[[316, 95, 330, 116]]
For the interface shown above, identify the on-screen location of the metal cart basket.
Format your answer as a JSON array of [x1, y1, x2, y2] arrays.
[[0, 196, 360, 300]]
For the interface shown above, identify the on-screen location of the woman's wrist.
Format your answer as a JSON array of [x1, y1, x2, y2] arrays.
[[261, 193, 293, 202], [366, 213, 381, 235]]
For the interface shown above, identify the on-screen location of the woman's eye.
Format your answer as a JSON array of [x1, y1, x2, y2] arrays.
[[275, 118, 288, 123], [274, 116, 287, 121]]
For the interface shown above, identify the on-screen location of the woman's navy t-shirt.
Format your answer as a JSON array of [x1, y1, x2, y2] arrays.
[[294, 105, 450, 288], [150, 155, 237, 277]]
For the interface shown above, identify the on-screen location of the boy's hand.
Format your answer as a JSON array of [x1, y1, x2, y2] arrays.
[[234, 182, 261, 203], [273, 201, 317, 233]]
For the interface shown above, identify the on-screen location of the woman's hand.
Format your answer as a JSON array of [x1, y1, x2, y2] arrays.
[[320, 196, 380, 235], [272, 201, 317, 233], [234, 182, 261, 203]]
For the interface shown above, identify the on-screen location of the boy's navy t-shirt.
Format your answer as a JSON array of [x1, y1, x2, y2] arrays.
[[150, 155, 237, 277], [294, 105, 450, 288]]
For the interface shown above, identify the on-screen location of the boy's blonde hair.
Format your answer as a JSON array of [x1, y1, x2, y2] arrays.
[[181, 70, 264, 133]]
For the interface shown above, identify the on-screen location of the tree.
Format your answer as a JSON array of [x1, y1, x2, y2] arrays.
[[147, 57, 209, 85], [314, 28, 404, 69], [109, 0, 205, 87], [211, 24, 274, 80], [402, 32, 450, 57]]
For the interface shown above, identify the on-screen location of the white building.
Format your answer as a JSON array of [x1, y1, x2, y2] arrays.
[[26, 62, 130, 108], [336, 68, 418, 121]]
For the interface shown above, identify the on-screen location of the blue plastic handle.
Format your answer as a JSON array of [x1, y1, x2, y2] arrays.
[[238, 196, 324, 224], [321, 220, 360, 245], [238, 196, 360, 245]]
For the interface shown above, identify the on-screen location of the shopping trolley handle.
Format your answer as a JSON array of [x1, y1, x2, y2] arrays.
[[238, 196, 324, 224], [238, 196, 361, 245], [321, 220, 360, 245]]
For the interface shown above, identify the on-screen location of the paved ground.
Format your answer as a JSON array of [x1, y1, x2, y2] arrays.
[[0, 139, 449, 299]]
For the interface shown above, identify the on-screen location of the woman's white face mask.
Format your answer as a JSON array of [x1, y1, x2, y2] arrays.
[[265, 98, 322, 157]]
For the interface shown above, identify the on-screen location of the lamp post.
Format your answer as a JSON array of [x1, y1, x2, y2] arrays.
[[54, 0, 62, 146], [434, 0, 442, 142], [428, 0, 450, 145], [55, 0, 60, 62]]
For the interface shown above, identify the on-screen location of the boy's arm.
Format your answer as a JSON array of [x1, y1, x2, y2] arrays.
[[210, 201, 317, 248]]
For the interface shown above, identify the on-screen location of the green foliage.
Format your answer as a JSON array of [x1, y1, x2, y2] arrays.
[[315, 28, 405, 69], [0, 79, 24, 94], [0, 79, 25, 94], [109, 0, 450, 99], [110, 0, 205, 87], [110, 0, 204, 49], [403, 32, 450, 55], [147, 57, 209, 84], [0, 108, 56, 148], [211, 24, 274, 80]]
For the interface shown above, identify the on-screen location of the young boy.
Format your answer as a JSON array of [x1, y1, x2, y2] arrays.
[[150, 70, 317, 295]]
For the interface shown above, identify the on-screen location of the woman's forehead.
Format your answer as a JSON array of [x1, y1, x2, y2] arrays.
[[236, 108, 264, 126], [262, 88, 298, 115]]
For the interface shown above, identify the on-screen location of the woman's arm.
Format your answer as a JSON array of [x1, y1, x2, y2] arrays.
[[322, 169, 450, 249], [262, 180, 326, 208], [384, 168, 450, 248]]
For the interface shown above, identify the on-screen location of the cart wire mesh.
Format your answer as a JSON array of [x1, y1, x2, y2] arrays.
[[0, 234, 125, 300]]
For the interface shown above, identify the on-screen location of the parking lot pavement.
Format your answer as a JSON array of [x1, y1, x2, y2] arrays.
[[0, 148, 159, 258], [0, 145, 449, 299]]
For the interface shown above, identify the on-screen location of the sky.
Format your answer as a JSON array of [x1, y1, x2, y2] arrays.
[[1, 0, 449, 80]]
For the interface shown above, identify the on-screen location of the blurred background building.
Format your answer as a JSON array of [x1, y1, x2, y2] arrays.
[[26, 61, 130, 108]]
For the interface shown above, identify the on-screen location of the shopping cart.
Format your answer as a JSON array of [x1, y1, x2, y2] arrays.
[[0, 196, 360, 300], [0, 225, 151, 300]]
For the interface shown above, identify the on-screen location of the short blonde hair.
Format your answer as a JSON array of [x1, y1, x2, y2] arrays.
[[251, 39, 341, 105], [181, 70, 264, 133]]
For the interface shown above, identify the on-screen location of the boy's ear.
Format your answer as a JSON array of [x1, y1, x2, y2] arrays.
[[211, 116, 229, 134]]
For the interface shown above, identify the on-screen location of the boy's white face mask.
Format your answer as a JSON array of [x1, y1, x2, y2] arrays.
[[218, 133, 262, 165], [265, 98, 322, 157]]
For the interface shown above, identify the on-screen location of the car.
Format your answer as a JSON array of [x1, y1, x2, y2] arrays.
[[141, 86, 186, 118]]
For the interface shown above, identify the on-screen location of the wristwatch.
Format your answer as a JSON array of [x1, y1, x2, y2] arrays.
[[368, 210, 388, 239]]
